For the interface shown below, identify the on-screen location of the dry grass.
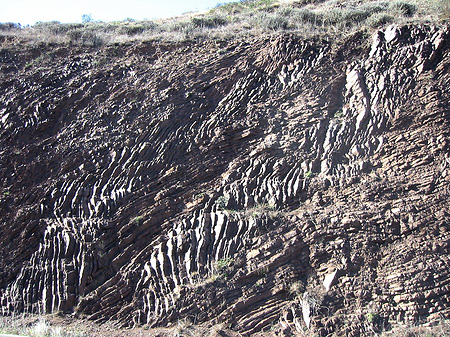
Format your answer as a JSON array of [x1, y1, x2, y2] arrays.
[[0, 313, 241, 337], [0, 314, 86, 337], [0, 0, 448, 45], [1, 309, 450, 336], [380, 319, 450, 337]]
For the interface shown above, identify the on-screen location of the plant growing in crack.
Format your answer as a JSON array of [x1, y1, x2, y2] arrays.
[[193, 192, 206, 201], [189, 257, 235, 287], [216, 257, 234, 270], [211, 257, 234, 281], [133, 216, 143, 224], [221, 202, 279, 219], [366, 312, 379, 324], [334, 110, 344, 118], [214, 195, 229, 211], [288, 280, 305, 299]]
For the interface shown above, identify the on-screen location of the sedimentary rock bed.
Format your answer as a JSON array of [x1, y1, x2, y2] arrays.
[[1, 24, 449, 336]]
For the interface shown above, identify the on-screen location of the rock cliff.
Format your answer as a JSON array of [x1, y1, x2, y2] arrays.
[[1, 23, 449, 336]]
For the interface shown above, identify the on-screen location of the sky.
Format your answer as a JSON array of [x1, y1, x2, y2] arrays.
[[0, 0, 233, 26]]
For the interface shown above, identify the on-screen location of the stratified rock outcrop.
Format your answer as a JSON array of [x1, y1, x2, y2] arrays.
[[0, 23, 449, 336]]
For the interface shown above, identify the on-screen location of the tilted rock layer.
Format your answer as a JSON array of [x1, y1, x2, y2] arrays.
[[1, 24, 449, 336]]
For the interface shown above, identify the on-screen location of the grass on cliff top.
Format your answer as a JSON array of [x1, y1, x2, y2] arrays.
[[0, 0, 449, 45]]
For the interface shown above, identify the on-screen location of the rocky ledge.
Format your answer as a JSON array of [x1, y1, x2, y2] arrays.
[[0, 23, 449, 336]]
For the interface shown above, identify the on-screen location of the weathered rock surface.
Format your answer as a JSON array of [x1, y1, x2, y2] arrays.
[[0, 24, 449, 336]]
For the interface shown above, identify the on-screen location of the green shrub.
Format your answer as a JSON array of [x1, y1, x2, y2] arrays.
[[293, 8, 321, 25], [67, 29, 103, 46], [359, 2, 389, 16], [367, 12, 394, 28], [276, 6, 294, 17], [169, 21, 196, 33], [34, 22, 83, 35], [67, 29, 82, 42], [334, 110, 344, 118], [133, 216, 143, 224], [191, 15, 228, 28], [216, 257, 234, 270], [288, 280, 305, 298], [389, 1, 417, 17], [254, 12, 290, 31], [81, 31, 103, 46], [290, 3, 387, 28], [215, 196, 229, 211], [322, 6, 384, 27], [116, 21, 159, 36], [366, 312, 379, 323], [119, 24, 146, 35]]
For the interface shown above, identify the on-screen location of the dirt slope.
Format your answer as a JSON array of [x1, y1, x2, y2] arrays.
[[1, 23, 450, 336]]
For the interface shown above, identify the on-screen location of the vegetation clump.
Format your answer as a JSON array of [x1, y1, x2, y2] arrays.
[[0, 0, 446, 44], [0, 317, 86, 337], [216, 257, 234, 270]]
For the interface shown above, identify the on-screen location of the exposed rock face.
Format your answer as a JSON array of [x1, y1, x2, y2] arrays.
[[0, 24, 449, 336]]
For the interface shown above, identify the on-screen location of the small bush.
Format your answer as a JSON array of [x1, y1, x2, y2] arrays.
[[254, 12, 290, 31], [367, 12, 394, 28], [82, 31, 103, 46], [214, 196, 229, 210], [216, 257, 234, 270], [359, 2, 389, 17], [276, 6, 294, 17], [322, 5, 385, 27], [133, 216, 143, 224], [288, 280, 305, 298], [34, 22, 83, 35], [191, 15, 228, 28], [32, 319, 52, 336], [334, 110, 344, 118], [439, 0, 450, 20], [67, 30, 103, 46], [119, 24, 146, 35], [213, 2, 246, 15], [67, 29, 82, 42], [389, 2, 417, 17], [293, 9, 321, 25], [241, 0, 277, 10], [366, 312, 379, 323], [0, 22, 21, 31], [169, 21, 196, 34], [103, 20, 159, 36]]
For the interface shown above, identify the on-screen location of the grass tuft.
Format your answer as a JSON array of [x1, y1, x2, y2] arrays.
[[0, 316, 86, 337]]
